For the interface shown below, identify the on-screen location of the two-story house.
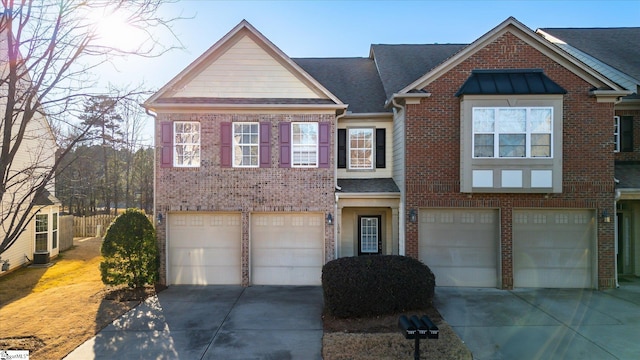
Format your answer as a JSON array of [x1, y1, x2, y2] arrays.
[[144, 17, 634, 289]]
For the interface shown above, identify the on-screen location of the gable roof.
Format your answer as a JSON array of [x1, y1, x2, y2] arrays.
[[145, 20, 344, 110], [294, 57, 389, 113], [537, 27, 640, 93], [396, 17, 628, 101]]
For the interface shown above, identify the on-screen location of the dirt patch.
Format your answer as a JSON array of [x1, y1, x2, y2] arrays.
[[0, 237, 159, 360], [322, 307, 472, 360]]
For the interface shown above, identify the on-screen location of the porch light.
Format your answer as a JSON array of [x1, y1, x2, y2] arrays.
[[326, 213, 333, 225], [409, 209, 417, 223], [157, 213, 163, 225], [602, 209, 611, 223]]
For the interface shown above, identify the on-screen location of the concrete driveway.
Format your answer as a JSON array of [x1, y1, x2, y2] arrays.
[[64, 286, 323, 360], [434, 278, 640, 360]]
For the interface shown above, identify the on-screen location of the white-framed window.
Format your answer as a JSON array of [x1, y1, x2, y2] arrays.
[[292, 122, 318, 167], [174, 121, 200, 167], [473, 107, 552, 158], [614, 116, 621, 152], [52, 213, 58, 249], [35, 214, 48, 252], [348, 128, 374, 169], [359, 216, 380, 254], [233, 122, 259, 167]]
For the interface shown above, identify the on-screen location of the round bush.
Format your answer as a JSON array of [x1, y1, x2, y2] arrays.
[[100, 209, 158, 288], [322, 255, 435, 318]]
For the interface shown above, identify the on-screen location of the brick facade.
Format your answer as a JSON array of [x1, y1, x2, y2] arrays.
[[403, 32, 616, 289], [154, 112, 336, 285]]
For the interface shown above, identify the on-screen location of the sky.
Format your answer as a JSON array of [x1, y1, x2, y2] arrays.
[[98, 0, 639, 142]]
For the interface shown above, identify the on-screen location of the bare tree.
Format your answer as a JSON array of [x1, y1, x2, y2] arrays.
[[0, 0, 180, 255]]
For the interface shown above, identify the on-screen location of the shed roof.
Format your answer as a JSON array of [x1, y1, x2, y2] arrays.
[[456, 69, 567, 96]]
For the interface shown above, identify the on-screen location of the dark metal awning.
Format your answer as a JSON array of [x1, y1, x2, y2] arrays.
[[455, 69, 567, 96]]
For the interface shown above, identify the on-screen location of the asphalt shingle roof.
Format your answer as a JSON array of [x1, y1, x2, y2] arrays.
[[293, 58, 389, 113], [616, 163, 640, 189], [370, 44, 467, 99], [337, 178, 400, 193], [540, 28, 640, 83]]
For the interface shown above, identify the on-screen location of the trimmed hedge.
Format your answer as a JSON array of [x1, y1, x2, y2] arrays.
[[322, 255, 436, 318]]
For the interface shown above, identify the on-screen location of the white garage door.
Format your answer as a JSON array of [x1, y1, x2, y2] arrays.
[[251, 213, 324, 285], [513, 209, 594, 288], [168, 213, 241, 285], [419, 209, 499, 287]]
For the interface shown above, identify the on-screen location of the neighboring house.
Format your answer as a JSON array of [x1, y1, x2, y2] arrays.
[[0, 32, 61, 275], [145, 17, 635, 289], [537, 27, 640, 283]]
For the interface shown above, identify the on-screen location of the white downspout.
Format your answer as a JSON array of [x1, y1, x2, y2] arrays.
[[391, 96, 406, 256], [614, 186, 621, 288]]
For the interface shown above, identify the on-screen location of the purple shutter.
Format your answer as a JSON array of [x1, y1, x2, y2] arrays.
[[318, 122, 330, 168], [259, 122, 271, 168], [279, 122, 291, 168], [221, 122, 232, 167], [160, 122, 173, 168]]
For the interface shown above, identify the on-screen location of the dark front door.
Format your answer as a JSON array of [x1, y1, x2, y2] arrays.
[[358, 215, 382, 255]]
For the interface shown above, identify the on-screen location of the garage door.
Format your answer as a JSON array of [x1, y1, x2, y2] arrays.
[[419, 209, 499, 287], [168, 213, 241, 285], [251, 213, 324, 285], [513, 209, 594, 288]]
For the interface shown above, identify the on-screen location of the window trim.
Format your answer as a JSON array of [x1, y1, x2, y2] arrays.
[[472, 106, 553, 159], [173, 121, 201, 167], [35, 214, 48, 252], [291, 122, 319, 168], [232, 122, 260, 168], [347, 127, 375, 170], [614, 116, 620, 152]]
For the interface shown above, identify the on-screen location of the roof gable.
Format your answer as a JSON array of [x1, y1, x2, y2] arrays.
[[398, 17, 627, 98], [145, 20, 343, 108]]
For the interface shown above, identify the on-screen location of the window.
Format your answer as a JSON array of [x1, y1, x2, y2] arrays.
[[292, 122, 318, 167], [174, 121, 200, 167], [52, 213, 58, 249], [35, 214, 48, 252], [233, 123, 259, 167], [473, 107, 552, 158], [348, 128, 374, 169], [615, 116, 634, 152]]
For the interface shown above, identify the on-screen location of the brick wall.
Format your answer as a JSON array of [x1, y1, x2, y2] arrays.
[[154, 112, 336, 285], [403, 31, 616, 289]]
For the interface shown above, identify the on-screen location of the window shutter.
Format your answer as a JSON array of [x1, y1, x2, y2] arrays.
[[259, 122, 271, 168], [160, 121, 173, 168], [376, 128, 386, 168], [337, 129, 346, 168], [318, 122, 330, 168], [279, 122, 291, 168], [622, 116, 634, 152], [221, 122, 232, 167]]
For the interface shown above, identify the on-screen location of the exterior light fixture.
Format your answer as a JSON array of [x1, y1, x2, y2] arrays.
[[602, 209, 611, 223], [157, 213, 163, 225], [409, 209, 417, 223], [326, 213, 333, 225]]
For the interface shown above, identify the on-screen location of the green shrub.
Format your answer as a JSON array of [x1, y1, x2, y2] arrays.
[[100, 208, 158, 288], [322, 255, 435, 318]]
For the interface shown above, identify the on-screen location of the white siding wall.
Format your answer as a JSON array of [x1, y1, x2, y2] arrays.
[[173, 35, 323, 99]]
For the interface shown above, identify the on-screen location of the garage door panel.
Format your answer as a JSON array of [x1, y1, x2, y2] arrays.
[[251, 213, 324, 285], [168, 213, 241, 285], [513, 210, 594, 288], [419, 209, 498, 287]]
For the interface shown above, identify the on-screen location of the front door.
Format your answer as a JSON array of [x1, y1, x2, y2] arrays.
[[358, 215, 382, 255]]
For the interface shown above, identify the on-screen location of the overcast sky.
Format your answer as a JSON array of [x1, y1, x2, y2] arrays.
[[100, 0, 639, 142]]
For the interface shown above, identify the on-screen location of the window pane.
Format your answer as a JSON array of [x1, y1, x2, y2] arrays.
[[35, 234, 48, 252], [530, 109, 552, 132], [349, 128, 374, 169], [474, 134, 494, 157], [473, 108, 495, 132], [497, 109, 526, 132], [174, 122, 200, 167], [499, 134, 525, 157], [531, 134, 551, 157], [233, 123, 259, 167], [292, 123, 318, 167], [36, 214, 48, 232]]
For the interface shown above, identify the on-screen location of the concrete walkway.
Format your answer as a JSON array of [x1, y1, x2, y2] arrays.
[[64, 286, 323, 360], [434, 278, 640, 360]]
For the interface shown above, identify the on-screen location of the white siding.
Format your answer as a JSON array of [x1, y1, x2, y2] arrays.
[[173, 35, 323, 99]]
